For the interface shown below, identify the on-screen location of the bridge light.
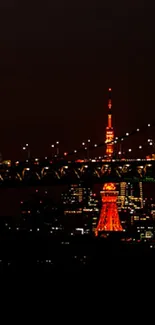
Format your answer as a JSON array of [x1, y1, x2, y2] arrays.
[[88, 139, 91, 143], [137, 128, 140, 132], [56, 141, 59, 144], [126, 133, 129, 136], [74, 150, 77, 153], [128, 149, 132, 152], [139, 145, 142, 149], [23, 146, 26, 150], [94, 144, 97, 147], [51, 144, 55, 148], [149, 142, 153, 146], [148, 123, 151, 127], [82, 142, 85, 146], [26, 143, 29, 147], [148, 139, 151, 142]]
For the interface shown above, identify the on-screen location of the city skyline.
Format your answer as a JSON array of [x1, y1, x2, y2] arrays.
[[0, 2, 155, 159]]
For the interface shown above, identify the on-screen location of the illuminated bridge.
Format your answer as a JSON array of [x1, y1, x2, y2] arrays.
[[0, 158, 155, 187]]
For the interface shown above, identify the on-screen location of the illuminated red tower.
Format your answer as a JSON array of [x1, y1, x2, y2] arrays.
[[105, 88, 114, 158], [96, 183, 123, 236]]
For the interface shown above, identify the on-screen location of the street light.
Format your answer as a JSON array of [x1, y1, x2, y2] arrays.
[[51, 141, 60, 156], [56, 141, 60, 155], [23, 144, 30, 159]]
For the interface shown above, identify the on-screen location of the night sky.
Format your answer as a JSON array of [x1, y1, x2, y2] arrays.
[[0, 1, 155, 160]]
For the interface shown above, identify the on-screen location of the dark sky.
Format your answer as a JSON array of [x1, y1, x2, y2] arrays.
[[0, 0, 155, 159]]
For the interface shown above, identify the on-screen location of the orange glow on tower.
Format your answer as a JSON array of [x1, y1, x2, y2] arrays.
[[96, 183, 123, 235], [105, 88, 114, 157]]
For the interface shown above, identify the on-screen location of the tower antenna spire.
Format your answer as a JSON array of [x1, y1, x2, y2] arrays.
[[105, 88, 114, 157]]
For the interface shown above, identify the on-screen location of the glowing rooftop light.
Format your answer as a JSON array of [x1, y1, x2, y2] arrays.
[[82, 142, 85, 146], [26, 143, 29, 147], [23, 147, 26, 150], [51, 144, 54, 148], [56, 141, 59, 144], [148, 123, 151, 127], [94, 144, 97, 147], [139, 145, 142, 149], [126, 133, 129, 136], [88, 139, 91, 143], [128, 149, 132, 152], [118, 151, 121, 155], [137, 128, 140, 132], [150, 142, 153, 146], [74, 150, 77, 153]]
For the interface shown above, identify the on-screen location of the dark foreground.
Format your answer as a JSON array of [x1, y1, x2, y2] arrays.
[[0, 231, 155, 273]]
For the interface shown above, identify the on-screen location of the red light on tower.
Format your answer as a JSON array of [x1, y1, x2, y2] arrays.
[[95, 183, 123, 235]]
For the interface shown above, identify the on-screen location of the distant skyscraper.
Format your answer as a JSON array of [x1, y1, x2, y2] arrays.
[[61, 184, 99, 234], [105, 88, 114, 158]]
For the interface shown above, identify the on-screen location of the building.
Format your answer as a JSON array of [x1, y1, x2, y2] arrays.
[[61, 184, 100, 234]]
